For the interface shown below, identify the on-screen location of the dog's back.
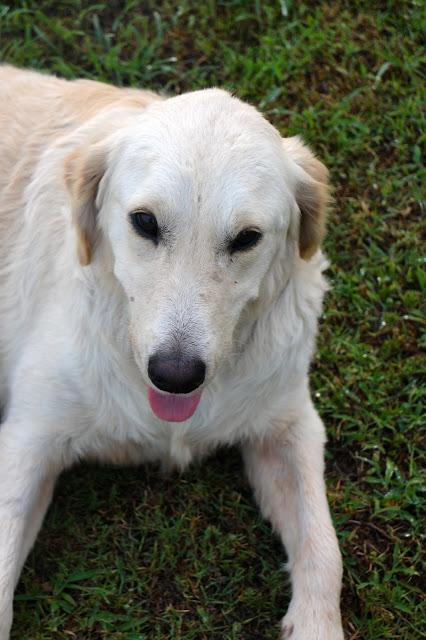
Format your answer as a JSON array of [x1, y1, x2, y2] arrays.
[[0, 65, 158, 205], [0, 66, 159, 404]]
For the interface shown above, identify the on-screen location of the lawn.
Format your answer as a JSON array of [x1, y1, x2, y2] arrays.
[[1, 1, 425, 638]]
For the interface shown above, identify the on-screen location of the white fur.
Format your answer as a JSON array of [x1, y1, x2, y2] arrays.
[[0, 67, 343, 639]]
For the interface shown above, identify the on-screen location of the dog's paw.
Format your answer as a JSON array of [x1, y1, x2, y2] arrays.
[[279, 622, 294, 639], [0, 621, 12, 640], [279, 609, 344, 640], [0, 616, 12, 640]]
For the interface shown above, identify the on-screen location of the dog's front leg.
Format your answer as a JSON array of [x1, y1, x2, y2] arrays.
[[243, 405, 344, 640], [0, 420, 59, 640]]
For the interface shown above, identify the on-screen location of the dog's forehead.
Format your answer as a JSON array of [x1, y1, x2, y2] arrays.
[[112, 90, 292, 226], [149, 88, 280, 140], [163, 90, 282, 169]]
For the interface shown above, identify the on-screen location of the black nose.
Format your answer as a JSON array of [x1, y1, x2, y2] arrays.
[[148, 353, 206, 394]]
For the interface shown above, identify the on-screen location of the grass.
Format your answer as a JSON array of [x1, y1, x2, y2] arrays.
[[1, 0, 425, 638]]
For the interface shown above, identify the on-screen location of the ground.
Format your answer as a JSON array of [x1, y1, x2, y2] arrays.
[[1, 1, 425, 638]]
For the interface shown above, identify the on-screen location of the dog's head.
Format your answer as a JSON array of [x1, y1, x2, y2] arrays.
[[64, 90, 329, 421]]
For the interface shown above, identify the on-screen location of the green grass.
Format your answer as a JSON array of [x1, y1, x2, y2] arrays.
[[1, 1, 425, 638]]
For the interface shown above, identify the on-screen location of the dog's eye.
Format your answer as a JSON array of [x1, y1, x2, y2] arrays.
[[229, 228, 262, 253], [130, 210, 159, 243]]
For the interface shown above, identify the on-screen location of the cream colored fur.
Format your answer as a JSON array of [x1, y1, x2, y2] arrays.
[[0, 66, 343, 639]]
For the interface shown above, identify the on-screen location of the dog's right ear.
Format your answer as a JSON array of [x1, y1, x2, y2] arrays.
[[64, 143, 107, 266]]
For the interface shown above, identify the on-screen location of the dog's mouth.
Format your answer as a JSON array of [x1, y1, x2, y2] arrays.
[[148, 387, 202, 422]]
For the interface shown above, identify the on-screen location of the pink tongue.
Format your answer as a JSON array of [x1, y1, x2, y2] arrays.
[[148, 388, 202, 422]]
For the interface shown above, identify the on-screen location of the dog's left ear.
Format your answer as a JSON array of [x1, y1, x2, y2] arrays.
[[64, 143, 107, 266], [283, 136, 330, 260]]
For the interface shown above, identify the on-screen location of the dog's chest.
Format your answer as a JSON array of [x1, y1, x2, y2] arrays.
[[85, 373, 274, 470], [88, 420, 196, 470], [88, 397, 226, 469]]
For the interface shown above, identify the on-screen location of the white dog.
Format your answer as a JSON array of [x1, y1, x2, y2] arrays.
[[0, 66, 344, 639]]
